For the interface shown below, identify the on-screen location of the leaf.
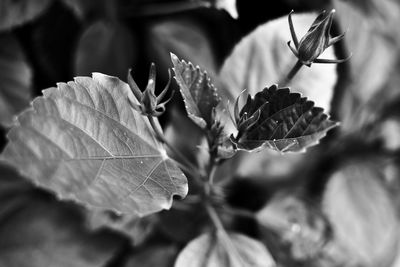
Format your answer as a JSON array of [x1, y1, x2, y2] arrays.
[[175, 232, 275, 267], [164, 107, 205, 169], [1, 73, 188, 216], [0, 0, 51, 30], [158, 201, 208, 243], [0, 33, 32, 127], [87, 209, 157, 246], [0, 163, 124, 267], [232, 85, 338, 153], [333, 0, 400, 131], [146, 18, 218, 77], [60, 0, 106, 19], [322, 160, 399, 267], [124, 244, 178, 267], [256, 193, 332, 262], [171, 53, 221, 129], [214, 0, 238, 19], [74, 21, 136, 80], [219, 13, 338, 112]]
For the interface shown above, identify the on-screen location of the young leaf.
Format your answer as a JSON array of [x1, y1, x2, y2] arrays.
[[171, 53, 221, 129], [231, 85, 338, 153], [175, 232, 275, 267], [0, 33, 32, 127], [1, 73, 188, 216]]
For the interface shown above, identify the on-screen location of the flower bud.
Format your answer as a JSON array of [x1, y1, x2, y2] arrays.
[[127, 64, 174, 117], [297, 10, 333, 64], [287, 10, 350, 66]]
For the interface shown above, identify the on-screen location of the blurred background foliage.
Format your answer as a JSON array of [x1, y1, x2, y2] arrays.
[[1, 0, 400, 266]]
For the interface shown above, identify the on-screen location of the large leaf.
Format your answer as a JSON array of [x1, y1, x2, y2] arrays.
[[0, 163, 124, 267], [1, 73, 188, 216], [323, 160, 399, 267], [232, 85, 338, 153], [219, 13, 338, 112], [74, 21, 136, 80], [175, 232, 275, 267], [0, 0, 51, 30], [0, 33, 32, 127], [171, 53, 221, 129]]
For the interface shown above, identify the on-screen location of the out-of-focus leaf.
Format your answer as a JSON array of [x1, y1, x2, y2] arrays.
[[0, 163, 124, 267], [175, 232, 275, 267], [74, 21, 135, 80], [171, 53, 221, 129], [0, 34, 32, 127], [124, 244, 178, 267], [158, 200, 208, 243], [164, 107, 205, 169], [219, 13, 337, 112], [322, 161, 399, 267], [232, 85, 338, 153], [257, 193, 331, 262], [214, 0, 238, 19], [87, 209, 157, 246], [60, 0, 107, 19], [0, 0, 51, 30], [146, 18, 217, 79], [1, 73, 188, 216], [333, 0, 400, 131]]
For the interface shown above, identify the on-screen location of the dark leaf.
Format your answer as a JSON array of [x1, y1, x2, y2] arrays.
[[171, 53, 221, 129], [231, 85, 338, 153], [0, 33, 32, 127], [1, 73, 188, 216], [0, 0, 51, 30], [146, 18, 218, 77], [0, 163, 124, 267], [124, 244, 178, 267], [175, 232, 275, 267], [74, 21, 136, 80], [87, 209, 157, 246]]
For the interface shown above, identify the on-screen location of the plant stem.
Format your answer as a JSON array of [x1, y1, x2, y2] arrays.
[[208, 160, 218, 185], [280, 60, 303, 86], [205, 203, 245, 265], [147, 116, 204, 178], [223, 205, 255, 220]]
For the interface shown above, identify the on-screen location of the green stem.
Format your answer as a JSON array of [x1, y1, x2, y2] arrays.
[[223, 205, 255, 219], [208, 159, 218, 185], [205, 203, 245, 265], [147, 116, 204, 178], [281, 60, 303, 86]]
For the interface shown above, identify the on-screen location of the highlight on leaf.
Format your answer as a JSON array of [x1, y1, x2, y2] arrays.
[[230, 84, 338, 153], [171, 53, 221, 129], [0, 73, 188, 216]]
